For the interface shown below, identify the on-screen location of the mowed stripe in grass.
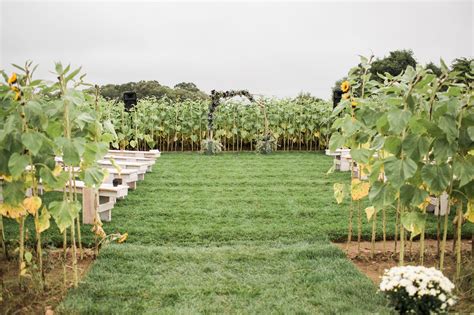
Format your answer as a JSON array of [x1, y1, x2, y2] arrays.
[[98, 153, 352, 245], [58, 152, 391, 313], [59, 242, 390, 314]]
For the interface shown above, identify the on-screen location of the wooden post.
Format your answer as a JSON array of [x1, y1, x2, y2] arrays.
[[82, 188, 96, 224]]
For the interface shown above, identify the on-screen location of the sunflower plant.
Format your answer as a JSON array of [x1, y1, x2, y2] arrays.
[[0, 62, 116, 290], [329, 56, 473, 281], [95, 93, 334, 153]]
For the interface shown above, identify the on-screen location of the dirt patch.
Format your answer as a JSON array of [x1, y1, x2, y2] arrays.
[[335, 239, 473, 313], [1, 248, 95, 314]]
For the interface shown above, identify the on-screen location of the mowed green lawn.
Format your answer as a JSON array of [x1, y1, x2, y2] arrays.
[[4, 152, 469, 313], [51, 152, 390, 313]]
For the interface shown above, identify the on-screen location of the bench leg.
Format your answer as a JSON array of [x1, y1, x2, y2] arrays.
[[82, 188, 96, 225], [98, 196, 115, 222]]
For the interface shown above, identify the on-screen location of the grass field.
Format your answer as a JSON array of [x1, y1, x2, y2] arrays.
[[55, 152, 390, 313], [4, 152, 469, 313]]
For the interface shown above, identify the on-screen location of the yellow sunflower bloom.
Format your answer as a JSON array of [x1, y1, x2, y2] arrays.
[[14, 91, 21, 101], [342, 93, 350, 100], [340, 81, 350, 93], [7, 72, 17, 85], [351, 101, 358, 107], [11, 85, 19, 92]]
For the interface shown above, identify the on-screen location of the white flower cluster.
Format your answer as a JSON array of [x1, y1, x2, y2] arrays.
[[380, 266, 456, 310]]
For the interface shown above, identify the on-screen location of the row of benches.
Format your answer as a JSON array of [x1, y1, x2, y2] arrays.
[[0, 149, 161, 224]]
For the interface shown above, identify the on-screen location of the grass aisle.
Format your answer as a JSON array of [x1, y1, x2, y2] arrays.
[[58, 152, 390, 313]]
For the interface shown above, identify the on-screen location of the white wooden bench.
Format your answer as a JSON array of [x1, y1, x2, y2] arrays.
[[334, 154, 352, 172], [103, 155, 155, 172], [325, 148, 351, 156], [107, 149, 161, 159], [97, 160, 149, 177], [54, 180, 128, 222], [326, 149, 352, 172], [428, 192, 449, 216], [103, 168, 139, 190]]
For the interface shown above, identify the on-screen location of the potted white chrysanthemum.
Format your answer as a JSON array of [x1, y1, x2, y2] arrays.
[[379, 266, 456, 314]]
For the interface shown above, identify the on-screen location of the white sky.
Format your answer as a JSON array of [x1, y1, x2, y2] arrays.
[[1, 0, 473, 99]]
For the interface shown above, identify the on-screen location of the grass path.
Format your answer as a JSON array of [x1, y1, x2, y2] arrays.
[[55, 152, 392, 313]]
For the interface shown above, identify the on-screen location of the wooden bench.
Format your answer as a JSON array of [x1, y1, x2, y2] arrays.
[[428, 192, 449, 216], [334, 154, 352, 172], [54, 180, 128, 223], [103, 155, 155, 172], [326, 149, 352, 172], [103, 168, 139, 190], [97, 160, 149, 177], [325, 148, 351, 157], [107, 149, 161, 159]]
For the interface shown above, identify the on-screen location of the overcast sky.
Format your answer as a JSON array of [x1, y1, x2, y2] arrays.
[[1, 0, 472, 99]]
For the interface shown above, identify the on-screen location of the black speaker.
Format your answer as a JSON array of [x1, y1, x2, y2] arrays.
[[333, 89, 342, 109], [123, 91, 137, 111]]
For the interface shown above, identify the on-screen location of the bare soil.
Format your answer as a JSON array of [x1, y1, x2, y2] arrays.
[[0, 248, 95, 315], [335, 239, 474, 314]]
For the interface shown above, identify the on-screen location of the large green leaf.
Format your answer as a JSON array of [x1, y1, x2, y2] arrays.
[[82, 166, 106, 187], [432, 138, 457, 164], [75, 112, 95, 130], [384, 136, 401, 156], [21, 131, 43, 156], [418, 118, 444, 138], [453, 155, 474, 188], [49, 200, 80, 233], [64, 88, 85, 106], [103, 120, 117, 140], [402, 134, 431, 161], [438, 116, 459, 144], [351, 148, 372, 164], [383, 156, 418, 189], [370, 134, 385, 150], [60, 138, 80, 165], [401, 211, 426, 239], [329, 132, 345, 151], [39, 167, 70, 190], [341, 115, 360, 136], [399, 184, 429, 208], [8, 153, 29, 179], [3, 180, 25, 206], [83, 142, 108, 165], [421, 163, 451, 193], [387, 109, 411, 134], [369, 181, 397, 209]]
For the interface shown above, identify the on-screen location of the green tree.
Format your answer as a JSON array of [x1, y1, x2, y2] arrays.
[[425, 62, 442, 76], [370, 49, 417, 80], [96, 80, 208, 101], [293, 92, 324, 104], [174, 82, 199, 92]]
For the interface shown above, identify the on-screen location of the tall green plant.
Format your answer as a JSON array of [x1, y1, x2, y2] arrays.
[[330, 56, 473, 274]]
